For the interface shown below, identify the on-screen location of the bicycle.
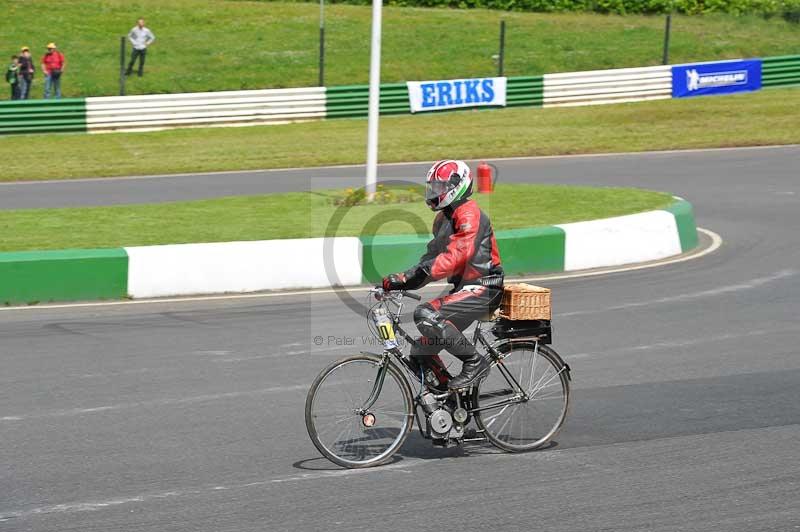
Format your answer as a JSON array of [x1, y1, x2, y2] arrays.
[[305, 288, 572, 468]]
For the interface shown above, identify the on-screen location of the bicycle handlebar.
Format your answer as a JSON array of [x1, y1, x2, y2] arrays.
[[370, 287, 422, 301]]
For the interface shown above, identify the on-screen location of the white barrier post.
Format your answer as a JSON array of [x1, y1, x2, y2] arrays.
[[365, 0, 382, 201]]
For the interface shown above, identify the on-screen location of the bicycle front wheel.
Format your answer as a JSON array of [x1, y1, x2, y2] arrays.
[[474, 343, 570, 452], [305, 354, 414, 468]]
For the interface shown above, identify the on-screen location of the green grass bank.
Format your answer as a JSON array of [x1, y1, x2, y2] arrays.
[[1, 0, 799, 98], [2, 87, 798, 182], [0, 185, 673, 252]]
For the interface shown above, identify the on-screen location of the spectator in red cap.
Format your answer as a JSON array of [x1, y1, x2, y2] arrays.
[[41, 43, 66, 99]]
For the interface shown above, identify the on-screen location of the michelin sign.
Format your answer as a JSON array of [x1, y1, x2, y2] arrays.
[[407, 77, 507, 113], [672, 59, 761, 98]]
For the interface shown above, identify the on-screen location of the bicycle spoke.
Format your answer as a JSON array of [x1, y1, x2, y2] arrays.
[[368, 409, 409, 417], [529, 368, 565, 397], [530, 380, 561, 396], [528, 391, 562, 401], [314, 414, 356, 437], [483, 404, 511, 427], [493, 404, 518, 436], [528, 348, 538, 394]]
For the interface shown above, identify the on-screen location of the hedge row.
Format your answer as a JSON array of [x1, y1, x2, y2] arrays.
[[319, 0, 800, 20]]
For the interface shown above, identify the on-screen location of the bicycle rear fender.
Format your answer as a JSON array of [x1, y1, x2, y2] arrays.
[[490, 338, 571, 382]]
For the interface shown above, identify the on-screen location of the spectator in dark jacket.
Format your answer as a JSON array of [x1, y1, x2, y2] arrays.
[[17, 46, 34, 99], [6, 55, 20, 100], [41, 42, 66, 99]]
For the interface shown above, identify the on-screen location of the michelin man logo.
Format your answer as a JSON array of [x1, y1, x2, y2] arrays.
[[686, 68, 748, 92], [687, 69, 701, 91]]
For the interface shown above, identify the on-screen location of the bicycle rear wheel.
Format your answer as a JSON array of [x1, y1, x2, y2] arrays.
[[305, 354, 414, 468], [474, 342, 570, 452]]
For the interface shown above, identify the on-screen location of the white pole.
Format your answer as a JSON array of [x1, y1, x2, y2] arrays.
[[365, 0, 382, 200]]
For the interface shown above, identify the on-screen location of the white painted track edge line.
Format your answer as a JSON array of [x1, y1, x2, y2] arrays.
[[1, 144, 797, 186], [0, 228, 721, 313]]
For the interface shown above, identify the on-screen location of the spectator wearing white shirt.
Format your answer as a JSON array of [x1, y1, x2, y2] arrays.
[[126, 18, 155, 77]]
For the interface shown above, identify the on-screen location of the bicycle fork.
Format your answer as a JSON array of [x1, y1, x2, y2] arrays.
[[355, 353, 391, 415]]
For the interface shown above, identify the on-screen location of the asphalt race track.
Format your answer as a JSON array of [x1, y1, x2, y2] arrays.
[[2, 146, 799, 531]]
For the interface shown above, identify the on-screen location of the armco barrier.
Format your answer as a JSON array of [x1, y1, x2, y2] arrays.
[[543, 65, 671, 107], [326, 83, 411, 119], [1, 55, 796, 136], [85, 87, 326, 132], [762, 55, 800, 88], [0, 200, 696, 304], [0, 98, 86, 134]]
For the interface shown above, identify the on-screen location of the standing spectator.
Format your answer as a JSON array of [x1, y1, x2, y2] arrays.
[[126, 18, 156, 77], [41, 43, 66, 99], [17, 46, 35, 99], [6, 55, 20, 100]]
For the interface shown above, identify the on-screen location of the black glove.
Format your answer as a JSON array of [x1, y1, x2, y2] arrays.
[[382, 272, 407, 291], [400, 265, 430, 291]]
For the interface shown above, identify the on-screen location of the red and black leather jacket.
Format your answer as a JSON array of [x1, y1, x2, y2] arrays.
[[405, 199, 504, 292]]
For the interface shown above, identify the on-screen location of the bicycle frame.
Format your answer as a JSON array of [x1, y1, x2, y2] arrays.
[[356, 292, 544, 415], [468, 324, 538, 413], [358, 289, 568, 421]]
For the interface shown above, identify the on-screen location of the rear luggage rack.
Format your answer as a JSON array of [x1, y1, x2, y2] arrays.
[[491, 318, 552, 344]]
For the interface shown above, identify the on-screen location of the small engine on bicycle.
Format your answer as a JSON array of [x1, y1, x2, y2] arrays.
[[418, 390, 471, 445]]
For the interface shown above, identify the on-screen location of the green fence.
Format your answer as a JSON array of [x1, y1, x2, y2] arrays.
[[326, 82, 411, 118], [762, 55, 800, 88], [0, 98, 87, 135], [506, 76, 544, 107]]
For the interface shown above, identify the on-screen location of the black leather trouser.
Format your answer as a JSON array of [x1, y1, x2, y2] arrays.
[[411, 285, 503, 363]]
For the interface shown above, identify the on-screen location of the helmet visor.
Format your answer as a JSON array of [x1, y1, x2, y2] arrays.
[[425, 180, 451, 200]]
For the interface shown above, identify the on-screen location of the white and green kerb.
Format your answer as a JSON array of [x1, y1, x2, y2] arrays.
[[0, 199, 697, 305]]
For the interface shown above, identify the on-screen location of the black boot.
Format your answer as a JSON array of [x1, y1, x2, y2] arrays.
[[447, 353, 490, 390], [434, 321, 490, 390]]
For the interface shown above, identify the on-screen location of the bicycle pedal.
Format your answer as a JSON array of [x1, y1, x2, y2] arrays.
[[463, 428, 484, 440]]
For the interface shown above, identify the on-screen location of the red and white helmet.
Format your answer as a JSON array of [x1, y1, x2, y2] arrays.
[[425, 160, 473, 211]]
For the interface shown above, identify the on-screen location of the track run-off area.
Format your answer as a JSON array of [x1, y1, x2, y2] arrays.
[[1, 145, 799, 531]]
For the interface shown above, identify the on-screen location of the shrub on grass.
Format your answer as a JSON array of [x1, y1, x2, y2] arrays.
[[313, 0, 800, 19]]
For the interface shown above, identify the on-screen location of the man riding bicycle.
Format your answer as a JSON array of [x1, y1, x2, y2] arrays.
[[381, 160, 504, 391]]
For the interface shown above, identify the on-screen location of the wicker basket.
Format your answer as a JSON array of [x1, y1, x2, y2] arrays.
[[500, 283, 552, 320]]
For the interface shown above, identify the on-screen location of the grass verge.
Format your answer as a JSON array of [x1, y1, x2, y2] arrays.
[[0, 184, 674, 252], [1, 0, 799, 98], [2, 87, 799, 182]]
